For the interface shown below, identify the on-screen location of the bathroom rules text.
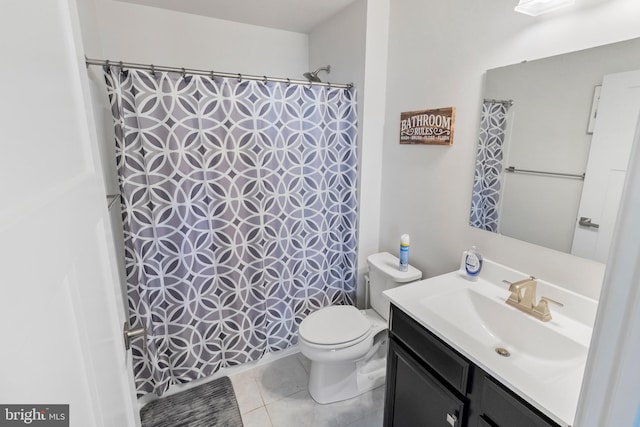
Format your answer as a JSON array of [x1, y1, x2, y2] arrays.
[[400, 107, 455, 145]]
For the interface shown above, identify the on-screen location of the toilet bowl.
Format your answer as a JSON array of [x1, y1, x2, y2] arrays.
[[298, 252, 422, 404]]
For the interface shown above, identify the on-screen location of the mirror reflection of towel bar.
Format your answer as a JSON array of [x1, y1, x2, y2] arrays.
[[505, 166, 585, 180]]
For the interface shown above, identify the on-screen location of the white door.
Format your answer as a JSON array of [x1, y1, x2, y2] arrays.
[[0, 1, 139, 426], [571, 70, 640, 263]]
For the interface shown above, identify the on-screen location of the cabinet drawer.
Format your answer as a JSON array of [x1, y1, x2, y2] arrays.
[[481, 377, 559, 427], [389, 305, 470, 394]]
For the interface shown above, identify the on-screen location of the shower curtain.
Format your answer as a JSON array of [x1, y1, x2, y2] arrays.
[[104, 67, 358, 396], [470, 100, 510, 232]]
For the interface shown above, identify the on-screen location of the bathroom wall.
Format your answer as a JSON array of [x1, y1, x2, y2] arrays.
[[309, 0, 391, 306], [379, 0, 640, 300], [87, 0, 309, 76]]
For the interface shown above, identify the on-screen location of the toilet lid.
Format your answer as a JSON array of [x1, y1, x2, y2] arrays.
[[299, 305, 371, 346]]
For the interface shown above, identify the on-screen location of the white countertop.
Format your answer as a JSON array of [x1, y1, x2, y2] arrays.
[[384, 258, 598, 427]]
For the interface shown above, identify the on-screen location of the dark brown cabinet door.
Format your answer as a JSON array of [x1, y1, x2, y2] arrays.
[[480, 377, 558, 427], [385, 338, 465, 427]]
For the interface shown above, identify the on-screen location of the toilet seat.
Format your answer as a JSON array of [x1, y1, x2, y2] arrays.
[[299, 305, 371, 347]]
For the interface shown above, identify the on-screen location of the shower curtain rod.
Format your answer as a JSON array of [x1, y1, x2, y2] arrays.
[[484, 98, 514, 106], [85, 57, 354, 89]]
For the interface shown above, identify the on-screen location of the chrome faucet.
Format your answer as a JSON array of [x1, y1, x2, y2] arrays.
[[503, 276, 563, 322]]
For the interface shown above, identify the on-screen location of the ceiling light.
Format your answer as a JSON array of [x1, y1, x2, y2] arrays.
[[515, 0, 575, 16]]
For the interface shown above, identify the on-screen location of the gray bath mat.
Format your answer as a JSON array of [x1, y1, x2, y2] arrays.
[[140, 376, 243, 427]]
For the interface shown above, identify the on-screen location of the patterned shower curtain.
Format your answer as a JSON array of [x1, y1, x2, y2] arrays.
[[470, 100, 511, 232], [104, 67, 358, 396]]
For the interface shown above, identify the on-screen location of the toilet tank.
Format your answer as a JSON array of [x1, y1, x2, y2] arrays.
[[367, 252, 422, 320]]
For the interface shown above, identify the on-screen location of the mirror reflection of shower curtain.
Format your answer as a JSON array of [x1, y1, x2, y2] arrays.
[[470, 100, 511, 232], [103, 67, 358, 396]]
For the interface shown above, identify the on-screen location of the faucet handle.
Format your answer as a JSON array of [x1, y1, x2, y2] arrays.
[[540, 296, 563, 307], [533, 296, 564, 322]]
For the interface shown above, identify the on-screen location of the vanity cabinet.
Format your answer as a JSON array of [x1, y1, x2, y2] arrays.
[[384, 305, 561, 427]]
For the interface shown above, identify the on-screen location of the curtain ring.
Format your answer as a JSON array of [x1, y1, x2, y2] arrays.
[[286, 78, 291, 87], [150, 64, 155, 78], [210, 70, 215, 80], [181, 68, 186, 79], [104, 59, 111, 73], [263, 75, 268, 84], [237, 73, 242, 82], [327, 82, 332, 90]]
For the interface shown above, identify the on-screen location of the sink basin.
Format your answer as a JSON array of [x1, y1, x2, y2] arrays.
[[420, 285, 588, 382], [384, 258, 597, 427]]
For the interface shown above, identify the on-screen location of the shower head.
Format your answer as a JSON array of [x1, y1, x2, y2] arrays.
[[303, 65, 331, 83]]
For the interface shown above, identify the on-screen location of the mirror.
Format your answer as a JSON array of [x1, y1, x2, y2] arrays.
[[470, 38, 640, 263]]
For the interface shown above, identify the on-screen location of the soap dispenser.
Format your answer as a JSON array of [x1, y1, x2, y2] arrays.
[[465, 246, 483, 281]]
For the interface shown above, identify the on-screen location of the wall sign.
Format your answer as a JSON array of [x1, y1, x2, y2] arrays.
[[400, 107, 455, 145]]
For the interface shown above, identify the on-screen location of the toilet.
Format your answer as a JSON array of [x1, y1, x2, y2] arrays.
[[298, 252, 422, 404]]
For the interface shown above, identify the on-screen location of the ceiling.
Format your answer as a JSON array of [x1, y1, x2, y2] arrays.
[[117, 0, 358, 33]]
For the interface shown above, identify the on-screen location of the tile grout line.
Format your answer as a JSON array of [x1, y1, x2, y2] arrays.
[[264, 403, 275, 427], [255, 376, 268, 409]]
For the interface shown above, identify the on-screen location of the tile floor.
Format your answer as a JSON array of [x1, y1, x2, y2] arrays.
[[229, 352, 385, 427]]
